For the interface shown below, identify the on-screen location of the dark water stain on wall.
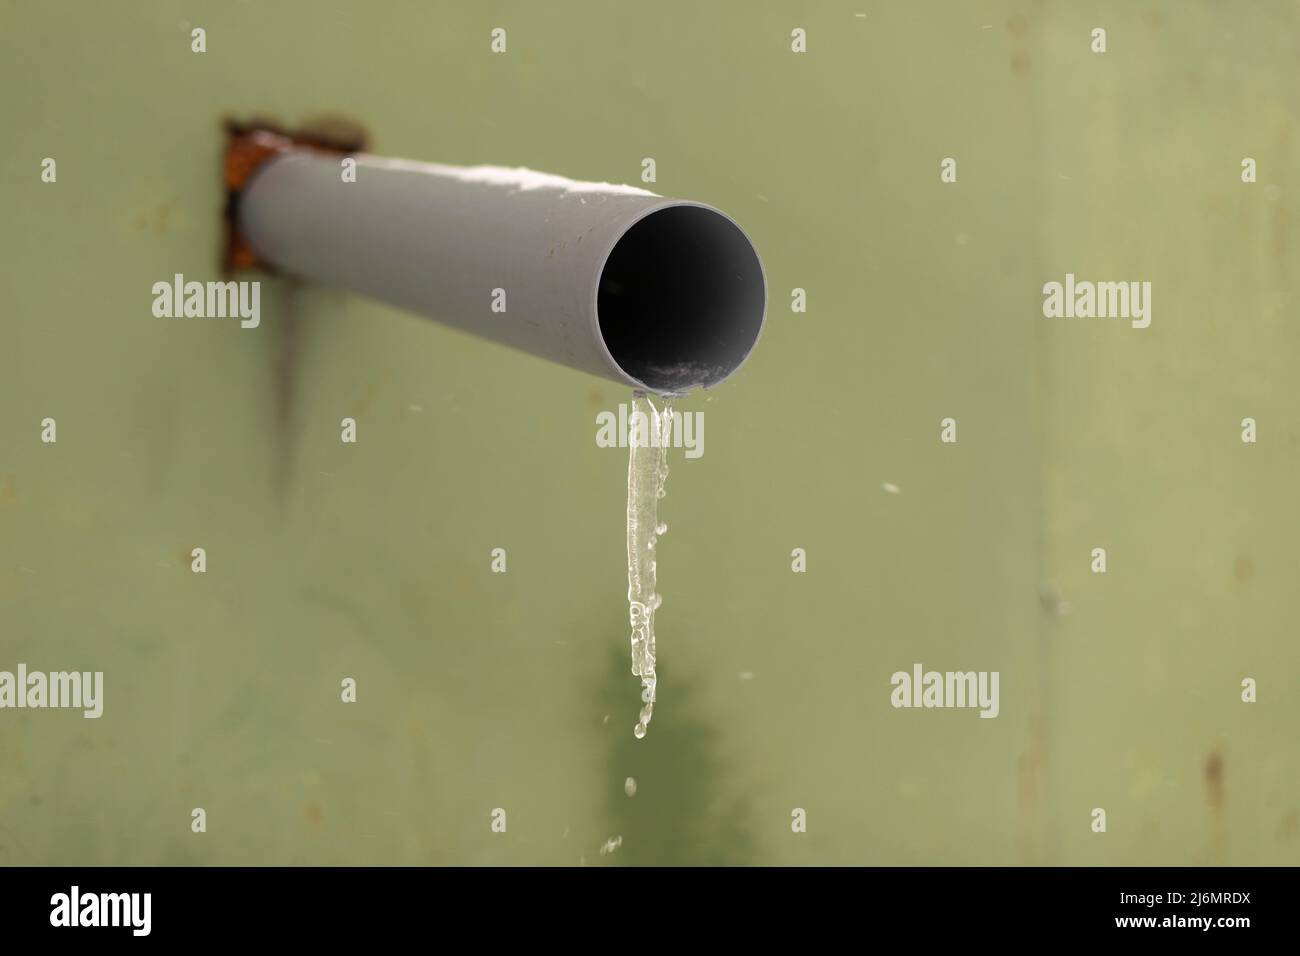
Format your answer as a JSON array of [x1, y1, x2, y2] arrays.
[[592, 645, 754, 866], [1205, 747, 1226, 864], [222, 117, 370, 508]]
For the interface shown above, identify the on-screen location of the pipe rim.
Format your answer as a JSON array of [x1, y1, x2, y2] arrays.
[[591, 200, 767, 394]]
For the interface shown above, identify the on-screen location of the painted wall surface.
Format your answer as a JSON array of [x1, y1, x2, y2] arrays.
[[0, 1, 1295, 865]]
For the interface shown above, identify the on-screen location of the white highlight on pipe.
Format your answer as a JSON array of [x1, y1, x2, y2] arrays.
[[626, 391, 673, 739], [361, 157, 660, 197]]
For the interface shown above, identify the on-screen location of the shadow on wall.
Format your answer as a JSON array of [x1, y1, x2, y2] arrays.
[[593, 645, 755, 866]]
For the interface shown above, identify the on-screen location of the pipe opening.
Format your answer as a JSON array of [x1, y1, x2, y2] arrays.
[[598, 205, 766, 392]]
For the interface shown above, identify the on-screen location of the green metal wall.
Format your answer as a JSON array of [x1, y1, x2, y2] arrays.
[[0, 0, 1295, 865]]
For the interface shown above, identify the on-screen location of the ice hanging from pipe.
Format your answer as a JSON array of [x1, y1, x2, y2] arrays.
[[626, 392, 674, 739]]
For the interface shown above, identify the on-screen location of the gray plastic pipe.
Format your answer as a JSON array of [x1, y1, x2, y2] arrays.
[[238, 153, 767, 392]]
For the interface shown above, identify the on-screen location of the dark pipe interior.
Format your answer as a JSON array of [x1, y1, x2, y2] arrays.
[[598, 205, 766, 392]]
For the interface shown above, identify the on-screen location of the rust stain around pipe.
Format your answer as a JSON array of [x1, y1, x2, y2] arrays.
[[222, 117, 369, 275]]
